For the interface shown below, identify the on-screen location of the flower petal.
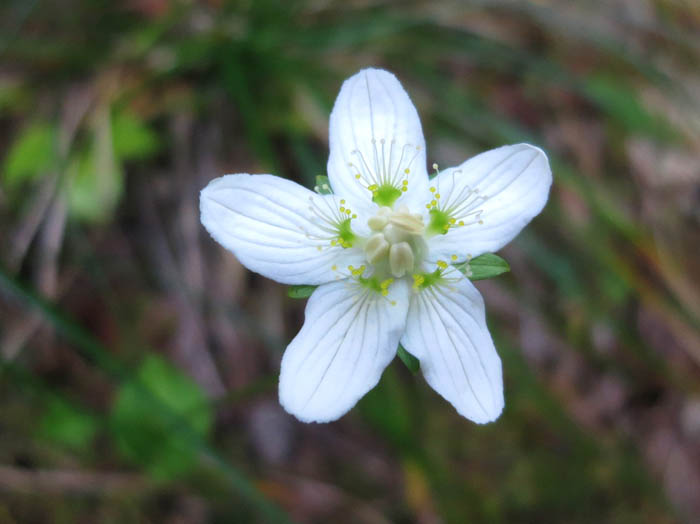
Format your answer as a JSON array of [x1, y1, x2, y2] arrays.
[[401, 276, 504, 423], [327, 68, 428, 210], [279, 279, 410, 423], [200, 174, 365, 285], [427, 144, 551, 261]]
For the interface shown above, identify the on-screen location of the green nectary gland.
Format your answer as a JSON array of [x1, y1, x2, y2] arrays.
[[372, 184, 402, 207], [337, 218, 356, 246], [358, 276, 382, 292], [426, 208, 450, 235], [416, 269, 442, 289]]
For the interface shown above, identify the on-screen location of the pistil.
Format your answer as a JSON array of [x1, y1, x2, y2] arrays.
[[363, 206, 426, 278]]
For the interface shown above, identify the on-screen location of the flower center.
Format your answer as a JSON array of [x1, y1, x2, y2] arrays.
[[363, 206, 427, 278]]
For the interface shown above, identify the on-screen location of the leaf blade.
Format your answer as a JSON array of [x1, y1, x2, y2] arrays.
[[287, 285, 317, 299], [397, 344, 420, 374], [456, 253, 511, 281]]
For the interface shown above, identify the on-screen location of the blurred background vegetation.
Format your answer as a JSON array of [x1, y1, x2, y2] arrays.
[[1, 0, 699, 522]]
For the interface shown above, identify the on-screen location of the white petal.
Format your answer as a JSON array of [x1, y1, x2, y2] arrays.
[[427, 144, 551, 261], [401, 277, 504, 423], [200, 174, 365, 285], [327, 68, 429, 209], [279, 279, 410, 423]]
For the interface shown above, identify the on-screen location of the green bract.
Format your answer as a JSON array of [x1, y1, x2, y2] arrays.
[[455, 253, 511, 281]]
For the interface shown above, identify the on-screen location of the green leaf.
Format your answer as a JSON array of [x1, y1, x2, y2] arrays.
[[111, 110, 160, 161], [314, 175, 333, 194], [66, 147, 123, 223], [287, 285, 317, 298], [66, 109, 123, 223], [584, 75, 675, 141], [456, 253, 511, 281], [2, 122, 57, 187], [397, 344, 420, 373], [39, 398, 98, 450], [110, 354, 212, 481]]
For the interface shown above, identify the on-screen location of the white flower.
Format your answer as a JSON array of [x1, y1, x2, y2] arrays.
[[200, 68, 552, 424]]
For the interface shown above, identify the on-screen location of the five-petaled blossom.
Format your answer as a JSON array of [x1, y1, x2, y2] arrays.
[[200, 68, 551, 424]]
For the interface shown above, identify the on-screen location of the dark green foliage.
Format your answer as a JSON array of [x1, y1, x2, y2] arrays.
[[39, 398, 98, 450], [110, 355, 212, 481]]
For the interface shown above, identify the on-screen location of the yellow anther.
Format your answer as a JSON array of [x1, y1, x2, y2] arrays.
[[402, 180, 408, 185], [390, 300, 397, 306], [340, 199, 345, 204], [451, 255, 458, 261], [331, 264, 337, 271], [437, 260, 448, 270], [331, 239, 338, 246], [412, 274, 425, 289], [355, 174, 361, 179], [458, 220, 465, 226], [339, 206, 345, 212], [431, 200, 437, 206], [435, 193, 440, 199], [352, 213, 357, 218], [401, 187, 408, 192], [430, 187, 436, 193], [368, 184, 378, 191], [449, 217, 456, 224], [345, 209, 351, 215], [425, 204, 431, 209], [349, 264, 366, 277], [404, 168, 410, 174]]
